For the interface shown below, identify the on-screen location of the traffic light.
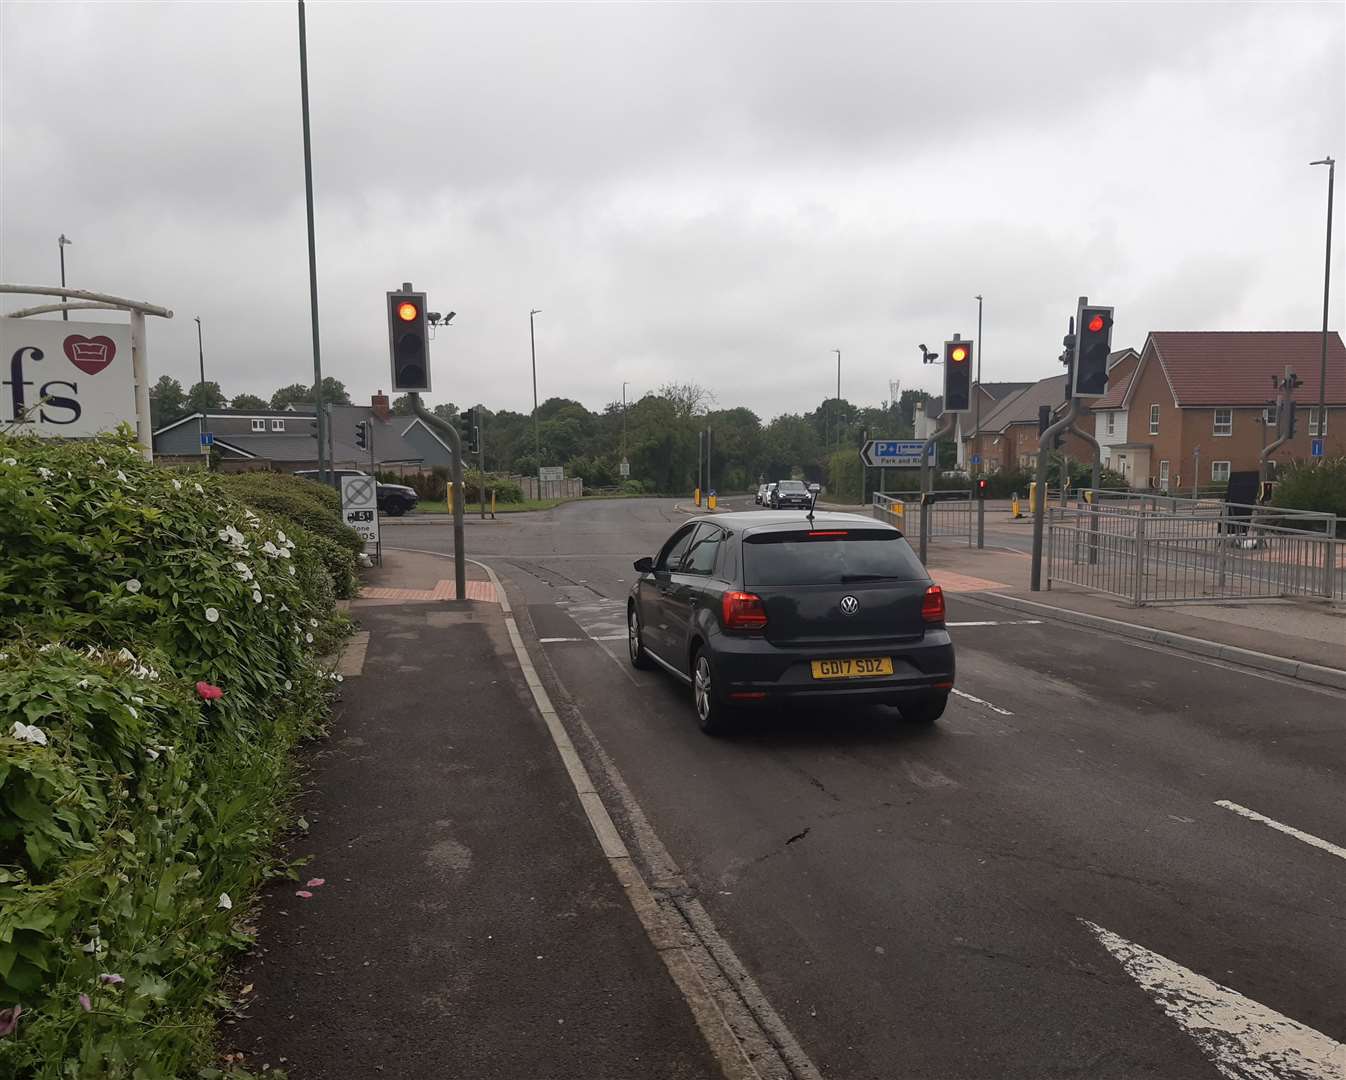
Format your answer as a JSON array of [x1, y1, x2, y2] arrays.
[[975, 477, 989, 499], [1038, 404, 1063, 448], [1072, 303, 1113, 398], [459, 406, 479, 454], [354, 421, 367, 450], [943, 337, 973, 413], [387, 287, 430, 393]]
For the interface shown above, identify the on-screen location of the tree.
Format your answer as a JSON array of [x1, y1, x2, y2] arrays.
[[319, 377, 351, 406], [391, 394, 415, 416], [230, 393, 269, 411], [149, 375, 187, 429], [186, 381, 227, 415], [270, 383, 311, 410]]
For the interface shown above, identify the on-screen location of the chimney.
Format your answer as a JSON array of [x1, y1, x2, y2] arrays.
[[371, 390, 390, 421]]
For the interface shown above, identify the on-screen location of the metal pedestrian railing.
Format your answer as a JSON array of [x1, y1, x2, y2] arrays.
[[1047, 502, 1343, 605], [873, 491, 972, 547]]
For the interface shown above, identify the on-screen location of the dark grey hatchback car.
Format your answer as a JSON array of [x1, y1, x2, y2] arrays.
[[628, 511, 955, 733]]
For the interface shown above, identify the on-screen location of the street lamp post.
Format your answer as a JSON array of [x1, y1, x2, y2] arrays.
[[297, 0, 327, 486], [1311, 157, 1335, 454], [621, 380, 629, 463], [58, 235, 72, 321], [529, 308, 541, 464], [973, 294, 984, 476], [195, 316, 208, 451], [834, 349, 842, 450]]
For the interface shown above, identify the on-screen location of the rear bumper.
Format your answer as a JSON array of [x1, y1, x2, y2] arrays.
[[711, 630, 955, 705]]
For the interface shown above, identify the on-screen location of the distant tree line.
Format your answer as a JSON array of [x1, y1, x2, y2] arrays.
[[149, 376, 353, 429]]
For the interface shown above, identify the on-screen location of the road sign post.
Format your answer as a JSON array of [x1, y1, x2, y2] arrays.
[[340, 474, 381, 567], [859, 440, 926, 468], [1311, 437, 1324, 458]]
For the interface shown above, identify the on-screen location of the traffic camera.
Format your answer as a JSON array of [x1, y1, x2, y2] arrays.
[[387, 287, 430, 393], [1072, 303, 1113, 398], [943, 337, 973, 413]]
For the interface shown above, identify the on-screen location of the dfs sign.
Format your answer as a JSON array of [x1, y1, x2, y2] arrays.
[[1, 318, 136, 437]]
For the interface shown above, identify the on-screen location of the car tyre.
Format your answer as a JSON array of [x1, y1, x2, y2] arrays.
[[901, 691, 948, 725], [628, 606, 654, 670], [692, 647, 734, 735]]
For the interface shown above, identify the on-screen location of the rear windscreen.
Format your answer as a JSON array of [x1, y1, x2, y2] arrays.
[[743, 531, 927, 586]]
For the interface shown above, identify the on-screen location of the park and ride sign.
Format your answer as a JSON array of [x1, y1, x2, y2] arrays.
[[1, 318, 136, 437]]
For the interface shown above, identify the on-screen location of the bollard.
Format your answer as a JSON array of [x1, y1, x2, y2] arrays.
[[490, 489, 497, 519], [446, 481, 454, 515], [708, 489, 718, 511], [694, 487, 701, 507], [1011, 493, 1022, 519]]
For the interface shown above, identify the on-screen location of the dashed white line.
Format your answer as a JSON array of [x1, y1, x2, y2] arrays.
[[1083, 919, 1345, 1080], [1215, 800, 1346, 862], [950, 688, 1014, 716]]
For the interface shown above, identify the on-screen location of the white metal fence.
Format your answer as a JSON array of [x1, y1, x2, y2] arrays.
[[1047, 502, 1344, 604], [873, 491, 972, 546]]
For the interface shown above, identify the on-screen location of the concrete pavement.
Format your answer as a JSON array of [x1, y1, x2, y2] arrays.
[[378, 497, 1346, 1080]]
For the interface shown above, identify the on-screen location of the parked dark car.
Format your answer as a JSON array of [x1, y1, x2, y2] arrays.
[[293, 468, 419, 516], [627, 511, 954, 733], [769, 479, 813, 510]]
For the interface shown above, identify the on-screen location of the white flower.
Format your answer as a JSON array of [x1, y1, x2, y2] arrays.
[[194, 483, 204, 493], [126, 706, 137, 719], [284, 679, 293, 691], [204, 607, 220, 624], [132, 696, 144, 704], [38, 643, 57, 653], [116, 470, 129, 483], [95, 457, 106, 465], [76, 678, 90, 689], [125, 578, 142, 594], [279, 547, 291, 559], [217, 893, 233, 911], [261, 540, 280, 558], [37, 466, 53, 479], [1, 457, 16, 466], [252, 589, 263, 604], [288, 564, 296, 576], [309, 618, 319, 628], [145, 747, 159, 761], [10, 721, 48, 746], [172, 478, 182, 490], [305, 632, 314, 644], [276, 531, 288, 544], [117, 647, 137, 664]]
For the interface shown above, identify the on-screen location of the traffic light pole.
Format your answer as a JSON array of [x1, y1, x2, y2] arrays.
[[1030, 399, 1083, 591], [918, 418, 956, 566], [479, 418, 487, 520], [410, 394, 466, 599]]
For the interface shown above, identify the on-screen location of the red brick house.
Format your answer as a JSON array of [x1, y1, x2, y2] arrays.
[[1091, 331, 1345, 490], [965, 373, 1097, 473]]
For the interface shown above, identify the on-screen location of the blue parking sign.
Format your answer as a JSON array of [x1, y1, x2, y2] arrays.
[[1311, 437, 1324, 458]]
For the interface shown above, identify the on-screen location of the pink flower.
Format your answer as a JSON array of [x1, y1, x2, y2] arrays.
[[79, 993, 92, 1012], [306, 878, 325, 888], [0, 1004, 22, 1038], [98, 973, 124, 986], [295, 890, 314, 899], [195, 681, 223, 703]]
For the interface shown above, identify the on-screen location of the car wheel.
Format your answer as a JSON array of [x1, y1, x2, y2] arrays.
[[901, 691, 948, 725], [628, 606, 654, 670], [692, 648, 733, 735], [385, 506, 405, 517]]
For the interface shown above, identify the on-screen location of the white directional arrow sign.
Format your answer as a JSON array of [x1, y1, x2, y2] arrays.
[[860, 439, 926, 468], [1082, 919, 1344, 1080]]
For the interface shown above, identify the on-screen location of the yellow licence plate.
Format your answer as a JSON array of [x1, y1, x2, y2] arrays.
[[810, 657, 894, 680]]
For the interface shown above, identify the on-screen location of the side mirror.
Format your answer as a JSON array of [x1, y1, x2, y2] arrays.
[[633, 556, 654, 574]]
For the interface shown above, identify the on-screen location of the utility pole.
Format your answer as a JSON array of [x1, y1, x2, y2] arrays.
[[529, 309, 541, 464], [297, 0, 327, 485], [479, 411, 487, 520], [706, 425, 713, 498], [834, 349, 842, 450], [58, 235, 72, 322], [194, 316, 207, 450], [621, 381, 629, 461], [973, 295, 983, 476], [1311, 157, 1335, 456], [696, 429, 703, 499]]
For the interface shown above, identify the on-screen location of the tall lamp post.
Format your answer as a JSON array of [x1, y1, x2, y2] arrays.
[[194, 316, 208, 449], [834, 348, 842, 449], [57, 235, 72, 321], [973, 294, 984, 476], [621, 380, 629, 465], [529, 308, 542, 463], [1311, 156, 1335, 454], [297, 0, 327, 485]]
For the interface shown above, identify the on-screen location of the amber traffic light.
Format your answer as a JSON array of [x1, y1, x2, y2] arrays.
[[943, 337, 974, 413]]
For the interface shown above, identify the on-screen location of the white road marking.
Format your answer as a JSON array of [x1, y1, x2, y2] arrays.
[[1082, 919, 1345, 1080], [950, 688, 1014, 716], [539, 636, 585, 644], [946, 619, 1043, 627], [1215, 800, 1346, 862]]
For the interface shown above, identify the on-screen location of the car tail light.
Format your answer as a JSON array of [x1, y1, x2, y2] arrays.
[[722, 590, 768, 631], [921, 585, 945, 624]]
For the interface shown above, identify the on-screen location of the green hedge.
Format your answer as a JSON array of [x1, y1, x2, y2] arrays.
[[0, 433, 347, 1077], [1272, 456, 1346, 531]]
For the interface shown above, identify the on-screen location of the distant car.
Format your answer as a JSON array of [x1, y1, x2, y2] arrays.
[[293, 468, 419, 517], [769, 479, 812, 510], [763, 482, 778, 507], [755, 483, 769, 505], [627, 511, 954, 733]]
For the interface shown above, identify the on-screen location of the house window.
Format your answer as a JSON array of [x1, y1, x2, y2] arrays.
[[1149, 404, 1160, 435], [1309, 408, 1328, 436], [271, 419, 285, 432], [1105, 413, 1116, 436], [1158, 460, 1170, 491], [1211, 460, 1231, 484], [1212, 409, 1232, 436], [251, 419, 265, 432]]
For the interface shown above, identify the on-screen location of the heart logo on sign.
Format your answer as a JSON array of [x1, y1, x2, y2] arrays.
[[63, 334, 117, 376]]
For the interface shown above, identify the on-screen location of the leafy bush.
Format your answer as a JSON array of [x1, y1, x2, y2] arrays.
[[0, 433, 345, 1076], [1273, 457, 1346, 530]]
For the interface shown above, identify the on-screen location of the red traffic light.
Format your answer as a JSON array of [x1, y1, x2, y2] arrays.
[[1087, 314, 1105, 333], [950, 346, 968, 363], [397, 301, 419, 322]]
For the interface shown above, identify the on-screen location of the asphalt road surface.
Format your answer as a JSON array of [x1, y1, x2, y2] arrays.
[[383, 498, 1345, 1080]]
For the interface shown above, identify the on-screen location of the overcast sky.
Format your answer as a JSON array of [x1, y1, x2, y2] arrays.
[[3, 1, 1342, 421]]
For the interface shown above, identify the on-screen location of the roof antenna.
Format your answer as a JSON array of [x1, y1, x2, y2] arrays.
[[807, 484, 818, 523]]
